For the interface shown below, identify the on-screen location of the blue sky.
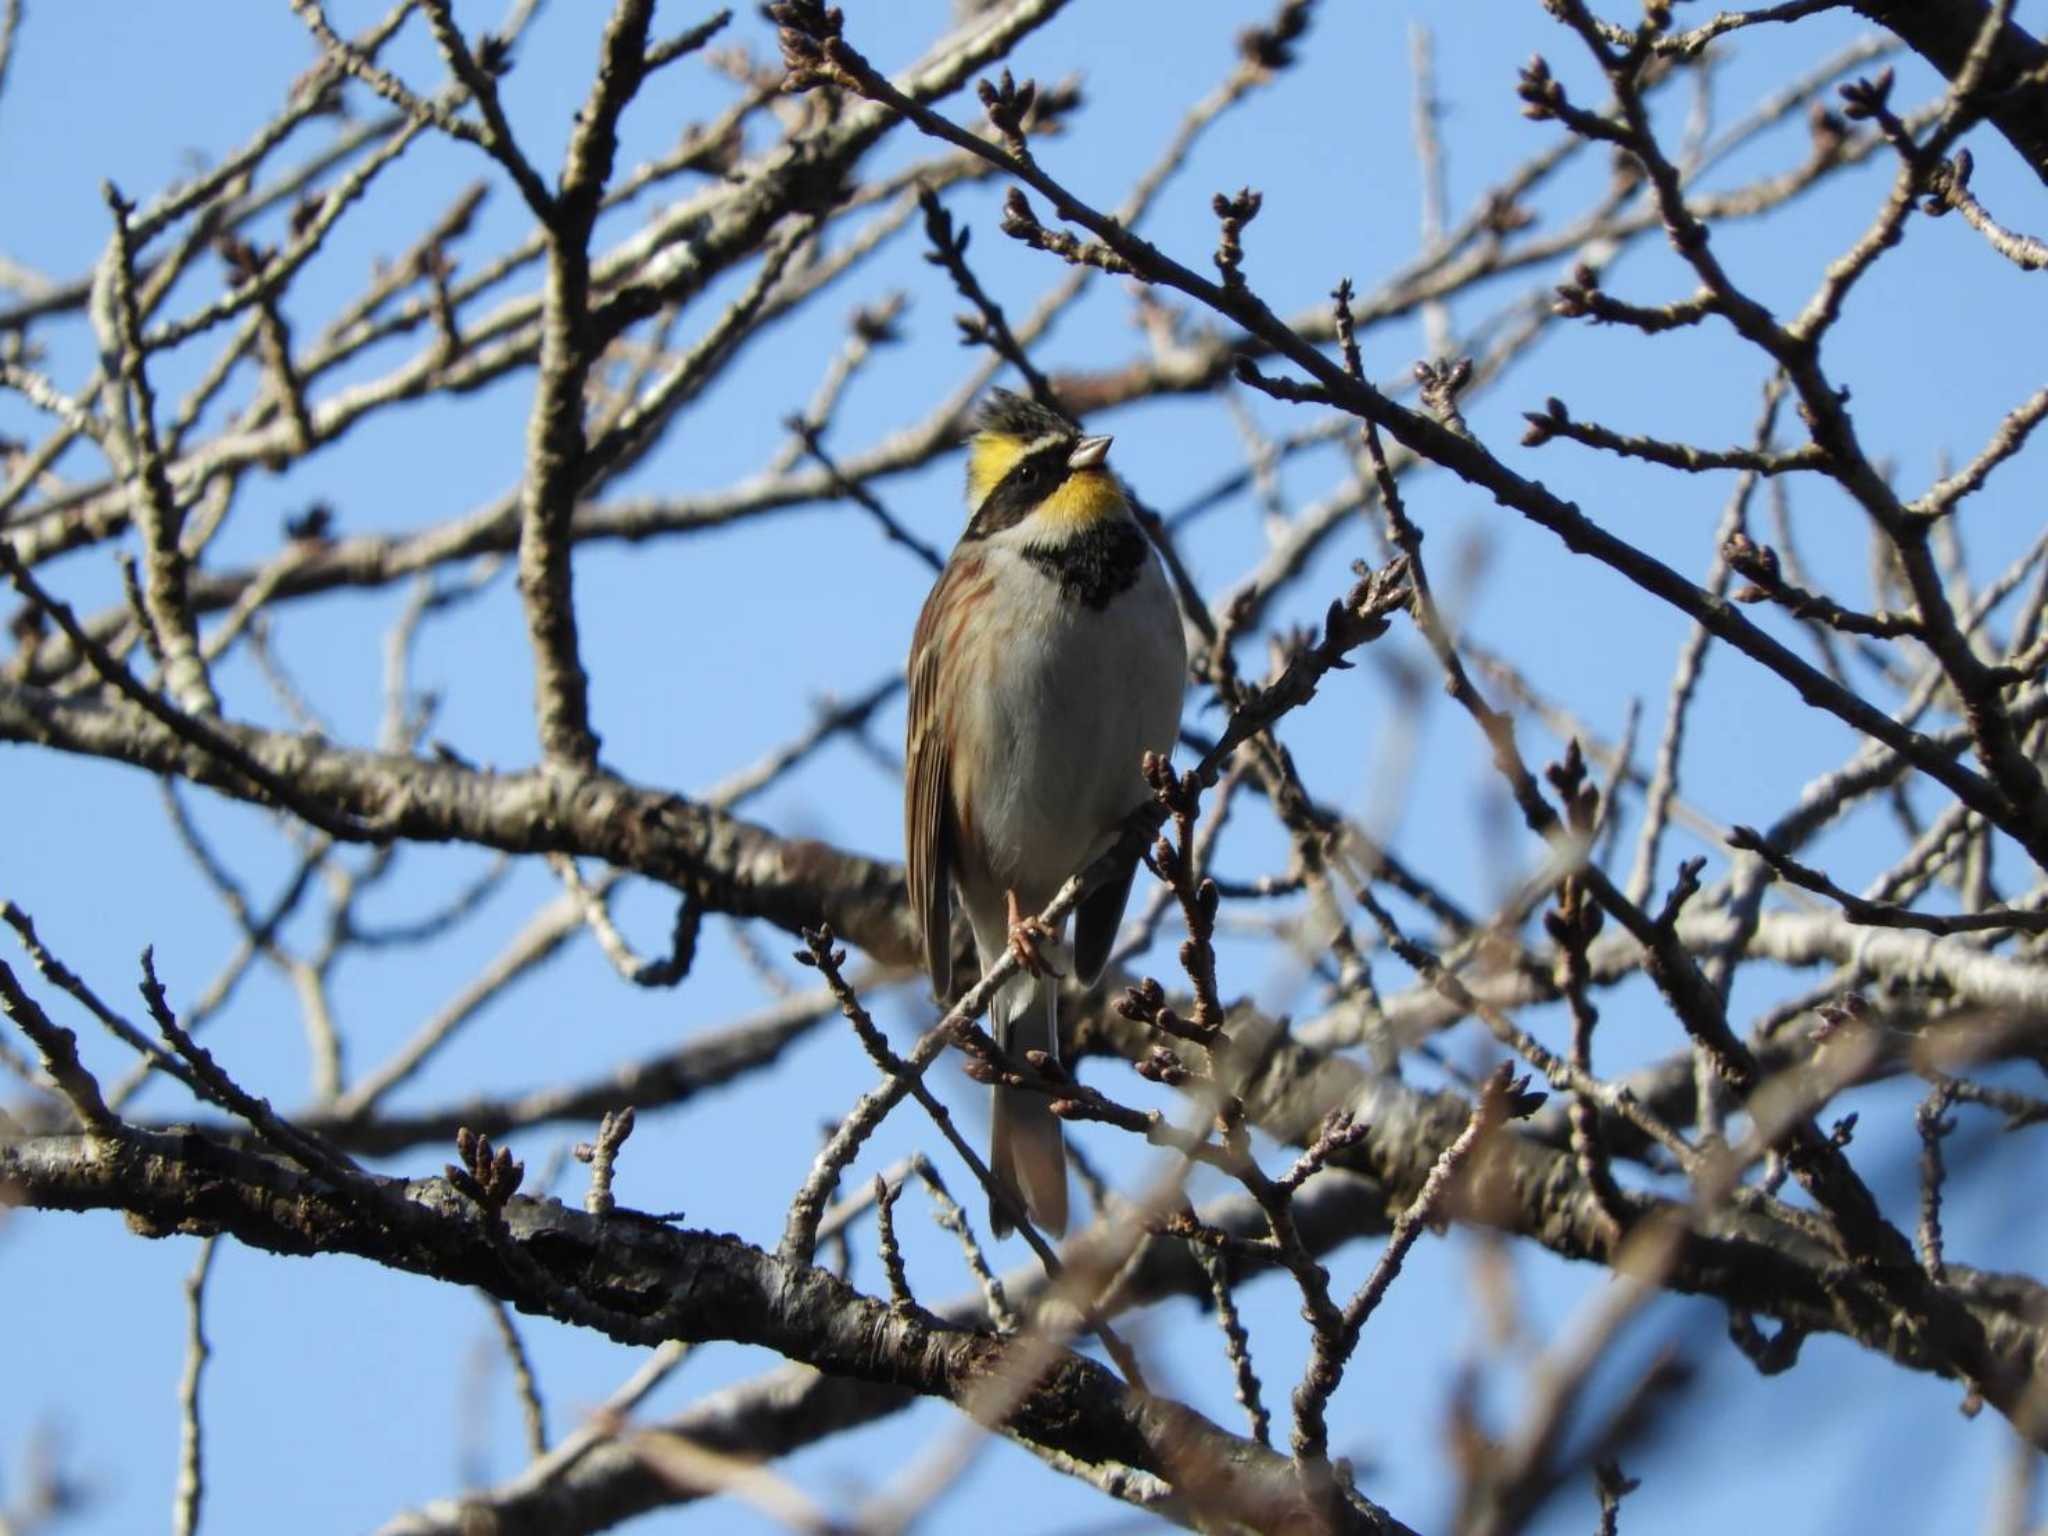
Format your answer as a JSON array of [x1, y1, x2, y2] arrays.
[[4, 2, 2046, 1533]]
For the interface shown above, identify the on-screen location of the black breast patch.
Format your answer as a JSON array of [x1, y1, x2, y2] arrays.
[[1021, 518, 1149, 609]]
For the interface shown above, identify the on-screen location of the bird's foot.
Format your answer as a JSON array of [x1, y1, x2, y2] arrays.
[[1005, 889, 1064, 979]]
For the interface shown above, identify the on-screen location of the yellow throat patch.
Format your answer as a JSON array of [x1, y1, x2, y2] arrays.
[[1034, 467, 1123, 532]]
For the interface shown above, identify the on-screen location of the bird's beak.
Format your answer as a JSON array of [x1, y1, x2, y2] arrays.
[[1067, 434, 1112, 471]]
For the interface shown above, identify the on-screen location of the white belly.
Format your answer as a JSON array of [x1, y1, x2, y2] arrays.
[[954, 544, 1184, 910]]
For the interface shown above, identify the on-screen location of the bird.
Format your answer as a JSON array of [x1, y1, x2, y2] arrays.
[[905, 389, 1187, 1238]]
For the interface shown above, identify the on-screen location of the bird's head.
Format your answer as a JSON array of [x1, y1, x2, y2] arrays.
[[963, 389, 1123, 540]]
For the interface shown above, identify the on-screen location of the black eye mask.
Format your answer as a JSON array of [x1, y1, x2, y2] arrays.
[[965, 441, 1076, 539]]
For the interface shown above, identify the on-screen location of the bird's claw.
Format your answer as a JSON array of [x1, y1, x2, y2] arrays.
[[1007, 919, 1063, 978], [1005, 891, 1064, 979]]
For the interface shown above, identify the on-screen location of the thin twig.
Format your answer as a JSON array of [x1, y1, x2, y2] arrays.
[[173, 1237, 218, 1536], [484, 1295, 550, 1459]]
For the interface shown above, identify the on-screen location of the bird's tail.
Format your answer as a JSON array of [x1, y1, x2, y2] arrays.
[[989, 965, 1068, 1238]]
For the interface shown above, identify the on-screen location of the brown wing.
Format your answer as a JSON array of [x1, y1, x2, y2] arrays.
[[905, 556, 969, 1000]]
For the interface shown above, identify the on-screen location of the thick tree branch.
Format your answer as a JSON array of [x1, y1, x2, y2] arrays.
[[1855, 0, 2048, 185], [0, 1127, 1414, 1536]]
